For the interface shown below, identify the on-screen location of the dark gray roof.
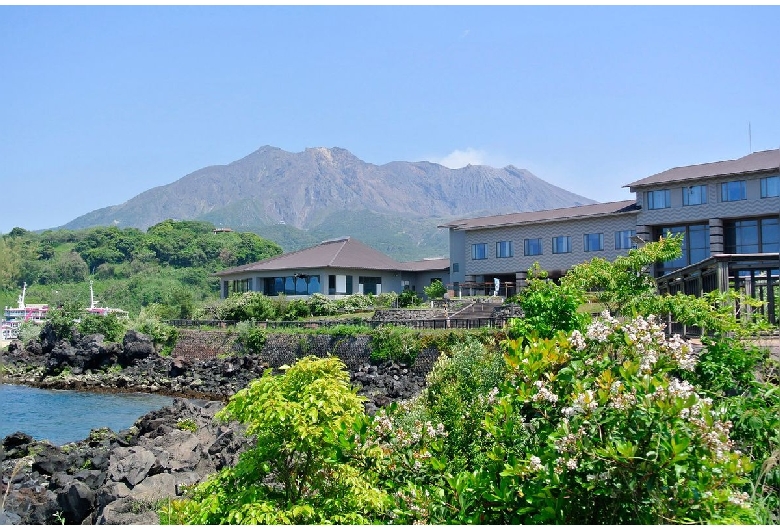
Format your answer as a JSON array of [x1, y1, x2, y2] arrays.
[[626, 149, 780, 190], [439, 200, 638, 231], [398, 257, 449, 272], [216, 237, 448, 276]]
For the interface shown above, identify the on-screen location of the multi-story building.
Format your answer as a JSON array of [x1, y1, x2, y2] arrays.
[[441, 200, 640, 295], [628, 148, 779, 276], [442, 149, 780, 318]]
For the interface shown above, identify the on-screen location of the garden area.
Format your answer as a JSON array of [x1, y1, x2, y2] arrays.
[[155, 235, 780, 524]]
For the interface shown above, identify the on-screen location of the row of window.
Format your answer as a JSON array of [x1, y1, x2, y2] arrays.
[[471, 230, 637, 259], [654, 217, 780, 275], [647, 176, 780, 210]]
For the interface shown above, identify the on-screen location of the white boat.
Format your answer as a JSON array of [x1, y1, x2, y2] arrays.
[[2, 283, 49, 340], [85, 281, 128, 318]]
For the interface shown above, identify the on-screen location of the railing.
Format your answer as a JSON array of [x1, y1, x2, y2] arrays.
[[167, 317, 509, 331]]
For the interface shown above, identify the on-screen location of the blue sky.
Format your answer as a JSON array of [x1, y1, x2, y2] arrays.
[[2, 5, 780, 234]]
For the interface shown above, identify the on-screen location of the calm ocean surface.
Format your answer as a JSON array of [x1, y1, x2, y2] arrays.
[[0, 384, 174, 445]]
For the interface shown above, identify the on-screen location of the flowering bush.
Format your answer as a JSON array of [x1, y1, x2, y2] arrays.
[[378, 312, 758, 524]]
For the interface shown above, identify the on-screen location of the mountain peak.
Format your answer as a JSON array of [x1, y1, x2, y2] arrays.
[[61, 146, 595, 259]]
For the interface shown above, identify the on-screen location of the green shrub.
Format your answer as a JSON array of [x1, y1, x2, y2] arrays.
[[375, 292, 398, 308], [176, 418, 198, 433], [17, 321, 42, 344], [282, 299, 310, 320], [78, 313, 127, 342], [398, 290, 422, 308], [217, 291, 278, 321], [423, 280, 446, 300], [422, 339, 507, 469], [130, 305, 178, 355], [507, 264, 588, 342], [46, 302, 82, 341], [235, 320, 267, 354], [162, 356, 387, 524], [370, 325, 421, 364], [306, 293, 336, 316]]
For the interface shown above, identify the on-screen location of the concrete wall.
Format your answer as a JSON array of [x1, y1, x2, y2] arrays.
[[171, 329, 443, 377]]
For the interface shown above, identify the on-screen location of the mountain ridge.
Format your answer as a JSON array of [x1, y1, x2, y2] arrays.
[[61, 146, 596, 260]]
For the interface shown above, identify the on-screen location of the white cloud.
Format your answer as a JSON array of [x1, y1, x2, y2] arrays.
[[435, 148, 488, 169]]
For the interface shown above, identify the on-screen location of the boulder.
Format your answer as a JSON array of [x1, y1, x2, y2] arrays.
[[0, 511, 22, 525], [120, 331, 156, 365], [31, 444, 72, 475], [96, 496, 160, 525], [56, 480, 96, 523], [107, 446, 157, 487], [141, 430, 205, 473], [2, 432, 33, 459]]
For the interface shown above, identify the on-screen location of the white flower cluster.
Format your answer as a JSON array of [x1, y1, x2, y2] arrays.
[[728, 491, 750, 508], [533, 380, 559, 404], [654, 377, 696, 401], [553, 456, 579, 474], [585, 319, 615, 343], [370, 412, 447, 452], [562, 390, 598, 418], [607, 379, 638, 410], [652, 380, 740, 465], [621, 315, 698, 373], [569, 329, 587, 351], [477, 386, 501, 407], [529, 455, 544, 472], [553, 427, 584, 455]]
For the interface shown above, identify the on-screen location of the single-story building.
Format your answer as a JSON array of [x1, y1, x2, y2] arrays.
[[215, 236, 449, 300]]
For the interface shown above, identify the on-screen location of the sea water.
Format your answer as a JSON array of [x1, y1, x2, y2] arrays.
[[0, 384, 174, 445]]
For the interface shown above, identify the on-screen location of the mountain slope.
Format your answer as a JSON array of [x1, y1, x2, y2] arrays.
[[62, 146, 595, 260]]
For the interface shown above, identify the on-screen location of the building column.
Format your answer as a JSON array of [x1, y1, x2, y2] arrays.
[[636, 225, 651, 244], [709, 218, 724, 254], [515, 271, 528, 291], [716, 259, 729, 293]]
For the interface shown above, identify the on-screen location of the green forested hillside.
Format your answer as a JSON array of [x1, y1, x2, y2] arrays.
[[0, 221, 283, 317]]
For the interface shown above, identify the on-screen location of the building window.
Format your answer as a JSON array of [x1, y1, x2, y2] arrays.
[[761, 176, 780, 198], [327, 275, 352, 295], [496, 241, 513, 258], [721, 180, 746, 202], [552, 236, 571, 254], [615, 229, 636, 250], [524, 238, 542, 256], [452, 262, 459, 273], [682, 185, 708, 206], [358, 276, 382, 295], [656, 224, 710, 275], [725, 217, 779, 254], [583, 233, 603, 252], [230, 278, 251, 295], [472, 243, 487, 260], [647, 189, 671, 210], [265, 275, 320, 296]]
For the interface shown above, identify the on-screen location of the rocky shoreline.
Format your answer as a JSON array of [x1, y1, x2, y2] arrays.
[[0, 327, 434, 525]]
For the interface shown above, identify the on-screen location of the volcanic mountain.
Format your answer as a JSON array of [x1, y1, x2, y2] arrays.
[[62, 146, 595, 260]]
